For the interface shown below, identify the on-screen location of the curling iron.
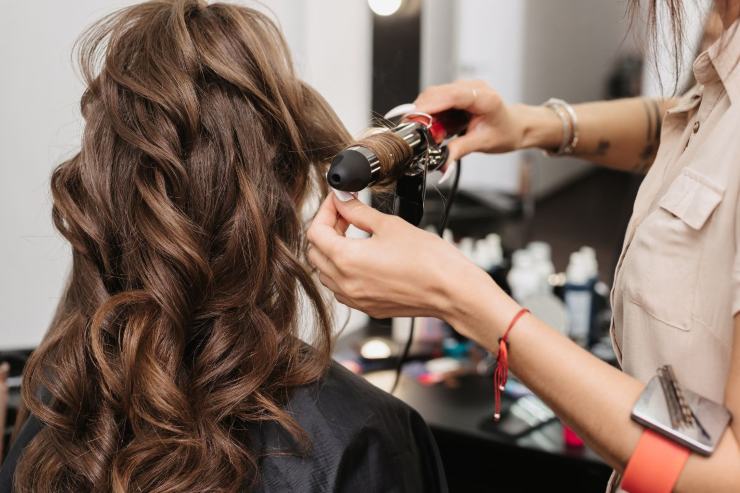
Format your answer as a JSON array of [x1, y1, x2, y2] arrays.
[[327, 108, 470, 225]]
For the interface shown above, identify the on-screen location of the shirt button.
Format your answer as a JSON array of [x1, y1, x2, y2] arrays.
[[693, 121, 701, 133]]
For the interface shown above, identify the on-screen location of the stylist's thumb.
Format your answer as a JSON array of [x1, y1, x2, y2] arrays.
[[333, 195, 388, 234]]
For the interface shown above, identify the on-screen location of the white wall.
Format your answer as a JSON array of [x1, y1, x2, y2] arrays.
[[0, 1, 371, 350], [1, 1, 136, 350], [454, 0, 526, 194], [420, 0, 458, 89]]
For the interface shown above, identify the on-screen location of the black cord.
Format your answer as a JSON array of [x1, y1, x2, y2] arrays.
[[389, 315, 415, 395], [390, 159, 462, 394], [437, 159, 463, 237]]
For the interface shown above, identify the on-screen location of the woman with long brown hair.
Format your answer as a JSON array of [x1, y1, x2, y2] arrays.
[[309, 1, 740, 492], [0, 1, 446, 492]]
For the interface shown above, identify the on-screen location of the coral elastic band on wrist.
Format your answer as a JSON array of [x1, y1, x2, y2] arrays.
[[493, 308, 529, 421], [621, 429, 690, 493]]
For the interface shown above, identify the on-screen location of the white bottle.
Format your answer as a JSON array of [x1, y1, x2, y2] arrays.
[[458, 237, 476, 262], [527, 241, 555, 293], [507, 250, 541, 303], [564, 252, 593, 346], [579, 246, 599, 281], [508, 246, 569, 334], [473, 239, 491, 270], [528, 241, 552, 265], [485, 234, 504, 269]]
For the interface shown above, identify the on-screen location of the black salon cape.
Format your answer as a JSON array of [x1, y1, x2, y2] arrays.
[[0, 362, 448, 492]]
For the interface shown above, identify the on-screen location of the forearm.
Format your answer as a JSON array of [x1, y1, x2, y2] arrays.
[[446, 269, 643, 467], [445, 270, 740, 491], [515, 97, 677, 173]]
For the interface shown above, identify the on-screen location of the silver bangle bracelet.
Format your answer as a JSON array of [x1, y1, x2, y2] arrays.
[[543, 98, 579, 156]]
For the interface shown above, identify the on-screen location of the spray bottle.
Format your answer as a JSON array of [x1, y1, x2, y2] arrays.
[[564, 251, 595, 347]]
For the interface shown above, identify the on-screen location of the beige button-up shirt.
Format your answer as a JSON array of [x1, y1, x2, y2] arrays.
[[608, 22, 740, 493]]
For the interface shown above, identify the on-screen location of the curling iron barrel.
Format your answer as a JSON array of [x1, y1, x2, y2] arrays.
[[327, 109, 470, 192]]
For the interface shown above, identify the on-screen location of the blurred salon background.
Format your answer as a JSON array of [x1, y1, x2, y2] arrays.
[[0, 1, 714, 491]]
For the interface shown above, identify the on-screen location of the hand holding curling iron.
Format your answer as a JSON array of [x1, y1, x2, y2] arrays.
[[414, 79, 561, 166]]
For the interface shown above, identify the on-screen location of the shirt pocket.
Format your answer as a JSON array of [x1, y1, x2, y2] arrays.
[[623, 168, 723, 331]]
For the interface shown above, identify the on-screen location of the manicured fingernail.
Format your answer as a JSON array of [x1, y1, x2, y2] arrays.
[[438, 162, 457, 185], [384, 103, 416, 120], [332, 188, 357, 202]]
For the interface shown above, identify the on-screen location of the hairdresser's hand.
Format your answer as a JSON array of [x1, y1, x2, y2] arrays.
[[414, 80, 560, 164], [307, 195, 470, 321], [307, 195, 520, 341]]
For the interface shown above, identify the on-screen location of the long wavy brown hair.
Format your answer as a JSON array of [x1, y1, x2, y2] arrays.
[[13, 1, 350, 491]]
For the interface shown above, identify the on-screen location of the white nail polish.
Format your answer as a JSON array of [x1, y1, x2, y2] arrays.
[[332, 188, 357, 202], [438, 162, 457, 185], [384, 103, 416, 120]]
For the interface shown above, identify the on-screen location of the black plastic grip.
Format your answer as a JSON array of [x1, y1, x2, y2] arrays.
[[327, 148, 374, 192]]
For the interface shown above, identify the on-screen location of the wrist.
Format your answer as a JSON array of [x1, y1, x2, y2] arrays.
[[515, 104, 564, 151], [439, 263, 521, 350]]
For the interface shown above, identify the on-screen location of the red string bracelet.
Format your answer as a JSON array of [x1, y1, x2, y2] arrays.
[[493, 307, 530, 421]]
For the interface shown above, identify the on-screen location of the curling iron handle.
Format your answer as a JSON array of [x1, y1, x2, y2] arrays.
[[434, 109, 470, 137], [408, 109, 470, 144]]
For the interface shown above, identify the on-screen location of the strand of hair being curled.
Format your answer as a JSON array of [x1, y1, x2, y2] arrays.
[[14, 1, 349, 491], [354, 130, 414, 189]]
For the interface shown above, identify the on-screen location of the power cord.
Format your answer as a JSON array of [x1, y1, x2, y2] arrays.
[[390, 159, 462, 394]]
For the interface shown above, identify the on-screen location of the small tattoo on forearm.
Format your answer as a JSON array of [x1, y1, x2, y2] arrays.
[[633, 98, 662, 174], [595, 139, 611, 156]]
